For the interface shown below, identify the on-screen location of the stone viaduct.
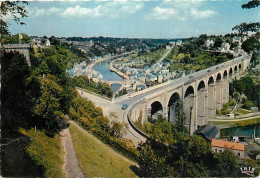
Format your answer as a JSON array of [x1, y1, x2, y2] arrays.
[[128, 54, 251, 134], [2, 44, 31, 66]]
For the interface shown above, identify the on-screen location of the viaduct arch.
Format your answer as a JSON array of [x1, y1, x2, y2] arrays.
[[184, 86, 195, 133], [126, 54, 251, 135], [168, 92, 181, 124]]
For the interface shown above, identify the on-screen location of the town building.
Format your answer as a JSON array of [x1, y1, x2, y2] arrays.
[[205, 39, 215, 48], [219, 42, 230, 52], [132, 80, 146, 91], [176, 40, 183, 46], [92, 74, 99, 82], [233, 46, 242, 57], [45, 39, 51, 46], [157, 74, 163, 84], [233, 36, 242, 44], [194, 123, 220, 141], [148, 74, 157, 83], [169, 41, 176, 46], [211, 139, 245, 158], [66, 61, 93, 78]]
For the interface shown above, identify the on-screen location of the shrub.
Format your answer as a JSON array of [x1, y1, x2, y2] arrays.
[[216, 109, 222, 116]]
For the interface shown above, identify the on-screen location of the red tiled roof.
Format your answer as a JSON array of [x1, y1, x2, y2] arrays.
[[211, 139, 244, 151]]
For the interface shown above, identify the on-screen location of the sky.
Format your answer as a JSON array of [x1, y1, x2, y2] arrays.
[[6, 0, 260, 39]]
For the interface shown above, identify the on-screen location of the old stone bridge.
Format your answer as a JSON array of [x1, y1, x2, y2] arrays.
[[120, 54, 251, 135]]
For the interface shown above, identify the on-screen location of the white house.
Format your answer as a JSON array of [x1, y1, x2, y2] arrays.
[[220, 42, 230, 52], [45, 39, 51, 47], [205, 39, 215, 48]]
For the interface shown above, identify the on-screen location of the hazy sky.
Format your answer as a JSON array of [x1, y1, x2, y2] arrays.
[[6, 0, 260, 39]]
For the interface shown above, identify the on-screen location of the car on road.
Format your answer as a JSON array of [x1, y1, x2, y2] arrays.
[[122, 104, 128, 110]]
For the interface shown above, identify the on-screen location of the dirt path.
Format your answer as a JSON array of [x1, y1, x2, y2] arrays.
[[61, 128, 85, 178], [209, 115, 260, 122], [70, 120, 139, 167]]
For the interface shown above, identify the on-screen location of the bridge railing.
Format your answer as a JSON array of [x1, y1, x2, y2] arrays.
[[127, 100, 151, 141]]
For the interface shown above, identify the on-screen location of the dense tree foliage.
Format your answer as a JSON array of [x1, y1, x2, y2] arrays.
[[2, 33, 30, 44], [145, 118, 177, 144], [2, 40, 113, 136], [115, 88, 127, 97], [242, 0, 260, 9], [137, 116, 260, 176], [49, 36, 60, 45], [141, 103, 185, 144], [1, 52, 31, 135], [233, 22, 260, 35], [241, 32, 260, 53], [74, 76, 113, 98], [138, 133, 242, 177], [137, 46, 166, 66], [167, 40, 232, 74], [30, 44, 89, 69], [230, 76, 260, 109], [135, 97, 258, 176]]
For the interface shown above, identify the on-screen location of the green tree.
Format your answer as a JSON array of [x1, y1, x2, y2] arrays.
[[138, 141, 169, 177], [242, 0, 260, 9], [33, 74, 66, 135], [0, 1, 28, 35], [49, 36, 60, 45], [1, 51, 31, 132], [110, 121, 123, 138], [214, 37, 223, 48], [232, 1, 260, 35], [169, 134, 213, 177], [2, 33, 30, 44], [232, 22, 260, 35], [175, 100, 187, 133], [213, 150, 239, 176], [241, 32, 260, 53]]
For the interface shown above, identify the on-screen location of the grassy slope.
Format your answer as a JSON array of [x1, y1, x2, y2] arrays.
[[209, 117, 260, 127], [69, 123, 137, 178], [20, 129, 66, 178], [137, 48, 165, 63]]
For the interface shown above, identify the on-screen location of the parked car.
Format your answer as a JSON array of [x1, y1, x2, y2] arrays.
[[122, 104, 128, 110]]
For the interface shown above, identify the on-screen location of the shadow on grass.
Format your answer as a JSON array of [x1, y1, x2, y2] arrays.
[[1, 134, 45, 177], [129, 165, 148, 177]]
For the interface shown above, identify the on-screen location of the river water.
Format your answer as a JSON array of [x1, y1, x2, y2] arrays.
[[220, 123, 260, 139], [93, 61, 123, 93]]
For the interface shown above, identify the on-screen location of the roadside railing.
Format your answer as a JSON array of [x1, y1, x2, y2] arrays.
[[126, 100, 151, 141], [76, 87, 113, 102]]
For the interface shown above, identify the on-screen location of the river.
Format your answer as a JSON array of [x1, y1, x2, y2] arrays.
[[92, 61, 124, 93], [220, 123, 260, 139]]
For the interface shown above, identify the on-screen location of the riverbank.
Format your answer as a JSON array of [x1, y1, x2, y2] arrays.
[[89, 52, 136, 93], [87, 56, 112, 70], [89, 51, 136, 71], [109, 59, 129, 79]]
